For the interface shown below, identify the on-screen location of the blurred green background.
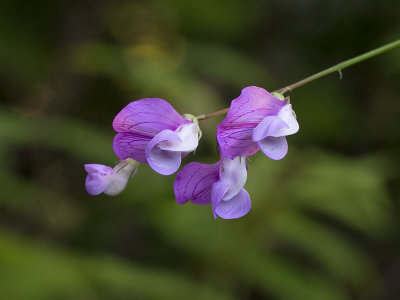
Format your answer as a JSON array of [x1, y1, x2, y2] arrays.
[[1, 0, 400, 299]]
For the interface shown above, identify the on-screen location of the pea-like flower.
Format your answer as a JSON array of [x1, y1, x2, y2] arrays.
[[113, 98, 201, 175], [217, 86, 299, 160], [174, 156, 250, 219], [84, 158, 139, 196]]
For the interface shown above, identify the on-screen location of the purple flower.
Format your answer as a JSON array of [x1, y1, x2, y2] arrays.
[[174, 156, 251, 219], [84, 159, 139, 196], [217, 86, 299, 160], [113, 98, 201, 175]]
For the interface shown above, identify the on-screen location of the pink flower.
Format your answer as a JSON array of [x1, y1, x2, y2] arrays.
[[84, 159, 139, 196], [217, 86, 299, 160], [113, 98, 201, 175], [174, 156, 250, 219]]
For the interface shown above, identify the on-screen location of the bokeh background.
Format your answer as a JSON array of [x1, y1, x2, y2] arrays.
[[1, 0, 400, 299]]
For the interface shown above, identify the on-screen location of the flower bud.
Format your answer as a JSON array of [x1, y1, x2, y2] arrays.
[[84, 159, 139, 196]]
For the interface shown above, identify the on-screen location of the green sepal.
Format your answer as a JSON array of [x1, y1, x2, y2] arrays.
[[271, 92, 285, 100], [183, 113, 202, 140]]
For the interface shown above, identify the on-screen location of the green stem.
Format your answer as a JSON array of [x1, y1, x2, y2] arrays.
[[197, 39, 400, 121]]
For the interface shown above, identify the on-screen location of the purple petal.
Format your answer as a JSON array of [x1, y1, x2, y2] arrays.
[[252, 116, 288, 141], [174, 162, 221, 205], [84, 164, 112, 174], [211, 181, 231, 219], [145, 129, 183, 175], [84, 164, 112, 195], [217, 127, 259, 159], [217, 86, 286, 159], [113, 133, 150, 162], [257, 136, 288, 160], [214, 188, 251, 219], [113, 98, 189, 136]]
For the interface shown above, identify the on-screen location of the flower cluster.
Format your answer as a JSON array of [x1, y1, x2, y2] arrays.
[[84, 86, 299, 219]]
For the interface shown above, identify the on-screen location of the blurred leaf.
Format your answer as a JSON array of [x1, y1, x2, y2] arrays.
[[186, 42, 273, 88], [0, 230, 234, 300], [0, 108, 114, 162]]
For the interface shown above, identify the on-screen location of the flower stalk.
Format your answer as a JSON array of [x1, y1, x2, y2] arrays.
[[197, 39, 400, 121]]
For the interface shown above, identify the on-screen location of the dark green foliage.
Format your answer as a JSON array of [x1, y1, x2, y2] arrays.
[[0, 0, 399, 299]]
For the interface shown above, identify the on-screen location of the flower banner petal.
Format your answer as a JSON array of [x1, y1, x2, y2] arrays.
[[113, 98, 188, 136], [113, 133, 150, 162], [174, 162, 220, 205], [217, 127, 259, 159], [84, 164, 112, 174]]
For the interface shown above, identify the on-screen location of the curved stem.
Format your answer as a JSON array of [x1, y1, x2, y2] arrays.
[[196, 108, 229, 121], [197, 39, 400, 121]]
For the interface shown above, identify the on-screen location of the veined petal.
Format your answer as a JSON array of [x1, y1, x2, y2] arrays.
[[275, 104, 299, 136], [220, 157, 247, 200], [145, 130, 183, 175], [84, 164, 112, 174], [158, 123, 199, 153], [215, 188, 251, 219], [174, 162, 221, 205], [211, 181, 230, 219], [217, 86, 285, 158], [257, 136, 288, 160], [113, 133, 150, 162], [252, 116, 288, 141], [217, 127, 259, 159], [221, 86, 286, 125], [84, 164, 113, 195], [113, 98, 188, 136]]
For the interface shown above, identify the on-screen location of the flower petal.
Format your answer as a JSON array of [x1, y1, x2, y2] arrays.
[[217, 86, 286, 159], [220, 157, 247, 200], [257, 136, 288, 160], [84, 164, 112, 174], [158, 123, 199, 153], [252, 116, 288, 141], [215, 188, 251, 219], [275, 104, 299, 136], [103, 173, 130, 196], [174, 162, 221, 205], [84, 164, 112, 195], [211, 181, 231, 219], [145, 129, 183, 175], [216, 127, 259, 159], [113, 133, 150, 162], [113, 98, 188, 136]]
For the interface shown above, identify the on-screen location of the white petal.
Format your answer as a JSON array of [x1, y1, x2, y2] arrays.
[[219, 156, 247, 200], [103, 173, 130, 196], [103, 160, 137, 196], [273, 104, 299, 137], [158, 123, 199, 152]]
